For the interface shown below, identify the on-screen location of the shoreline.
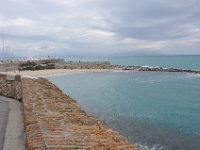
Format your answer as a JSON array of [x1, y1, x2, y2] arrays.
[[0, 71, 137, 149], [2, 67, 200, 79], [1, 69, 113, 78], [21, 77, 137, 149], [1, 58, 200, 75]]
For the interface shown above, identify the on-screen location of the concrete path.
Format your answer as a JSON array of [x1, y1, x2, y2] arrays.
[[0, 96, 24, 150], [0, 98, 9, 150]]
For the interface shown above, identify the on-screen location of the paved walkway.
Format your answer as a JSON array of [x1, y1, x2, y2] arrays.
[[0, 98, 9, 150], [0, 96, 24, 150]]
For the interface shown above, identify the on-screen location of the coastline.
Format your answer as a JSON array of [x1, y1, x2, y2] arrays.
[[1, 63, 200, 149], [1, 58, 200, 76], [1, 68, 200, 149], [21, 77, 137, 149], [1, 69, 113, 78], [46, 69, 200, 150], [0, 71, 137, 149], [2, 66, 200, 79]]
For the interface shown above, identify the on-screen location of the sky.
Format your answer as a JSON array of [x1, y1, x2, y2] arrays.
[[0, 0, 200, 57]]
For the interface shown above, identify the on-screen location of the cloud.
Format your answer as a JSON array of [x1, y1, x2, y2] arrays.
[[0, 17, 35, 28], [0, 0, 200, 57], [121, 38, 170, 50]]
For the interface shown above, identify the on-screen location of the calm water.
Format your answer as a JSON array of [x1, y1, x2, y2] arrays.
[[47, 71, 200, 150], [65, 55, 200, 70]]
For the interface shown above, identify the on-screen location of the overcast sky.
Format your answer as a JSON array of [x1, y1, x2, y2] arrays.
[[0, 0, 200, 57]]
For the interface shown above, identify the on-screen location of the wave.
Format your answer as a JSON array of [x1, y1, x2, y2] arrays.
[[112, 71, 130, 73], [185, 73, 200, 78], [141, 66, 161, 69], [136, 143, 163, 150], [40, 73, 73, 77]]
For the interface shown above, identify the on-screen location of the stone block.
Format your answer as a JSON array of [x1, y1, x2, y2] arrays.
[[0, 74, 6, 80], [6, 75, 15, 81], [15, 75, 21, 82]]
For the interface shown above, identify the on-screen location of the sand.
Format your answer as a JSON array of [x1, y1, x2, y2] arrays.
[[1, 69, 112, 78]]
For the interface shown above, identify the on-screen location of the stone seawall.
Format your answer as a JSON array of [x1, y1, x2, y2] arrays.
[[0, 73, 136, 149], [0, 74, 22, 100], [22, 77, 137, 150]]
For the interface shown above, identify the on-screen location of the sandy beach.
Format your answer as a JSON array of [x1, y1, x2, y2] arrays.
[[1, 69, 112, 78]]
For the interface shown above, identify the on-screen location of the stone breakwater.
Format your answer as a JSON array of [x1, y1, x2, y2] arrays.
[[1, 59, 200, 74], [0, 74, 22, 100], [21, 77, 137, 150], [117, 66, 200, 74]]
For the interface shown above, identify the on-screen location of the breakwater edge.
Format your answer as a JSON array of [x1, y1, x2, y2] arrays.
[[1, 58, 200, 74], [0, 73, 137, 150]]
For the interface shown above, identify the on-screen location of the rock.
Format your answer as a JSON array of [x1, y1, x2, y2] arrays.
[[0, 74, 22, 100], [21, 78, 137, 150]]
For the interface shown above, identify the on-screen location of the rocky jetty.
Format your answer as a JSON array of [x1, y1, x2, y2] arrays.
[[118, 65, 200, 74], [1, 59, 200, 74], [22, 77, 137, 150]]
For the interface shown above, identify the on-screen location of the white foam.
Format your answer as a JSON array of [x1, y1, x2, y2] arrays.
[[136, 143, 163, 150], [112, 70, 131, 73], [38, 72, 73, 78], [185, 73, 200, 78], [22, 75, 38, 79], [142, 66, 160, 69]]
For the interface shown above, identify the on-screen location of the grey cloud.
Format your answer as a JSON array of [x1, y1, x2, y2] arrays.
[[0, 0, 200, 57]]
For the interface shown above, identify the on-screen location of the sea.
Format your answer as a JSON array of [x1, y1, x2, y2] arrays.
[[47, 56, 200, 150]]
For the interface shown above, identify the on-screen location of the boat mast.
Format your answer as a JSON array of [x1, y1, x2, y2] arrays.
[[2, 38, 4, 55], [3, 38, 4, 54]]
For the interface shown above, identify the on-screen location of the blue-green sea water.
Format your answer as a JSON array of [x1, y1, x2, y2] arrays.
[[65, 55, 200, 70], [47, 71, 200, 150], [48, 56, 200, 150]]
